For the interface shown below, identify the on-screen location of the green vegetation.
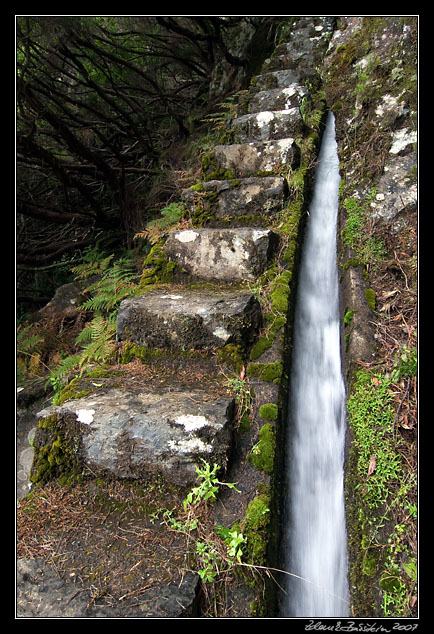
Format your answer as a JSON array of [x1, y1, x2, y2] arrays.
[[153, 460, 271, 608], [46, 249, 140, 400], [346, 368, 417, 617], [342, 189, 386, 268], [248, 424, 276, 474]]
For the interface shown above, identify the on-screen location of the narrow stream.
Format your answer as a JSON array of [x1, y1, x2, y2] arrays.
[[280, 110, 349, 617]]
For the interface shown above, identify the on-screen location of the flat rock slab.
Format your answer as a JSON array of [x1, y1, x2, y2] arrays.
[[208, 138, 300, 177], [183, 176, 288, 222], [117, 290, 262, 350], [34, 387, 235, 488], [231, 109, 304, 143], [163, 227, 279, 281]]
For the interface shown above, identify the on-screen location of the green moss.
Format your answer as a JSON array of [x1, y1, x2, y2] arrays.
[[136, 240, 177, 294], [30, 416, 83, 487], [365, 287, 376, 310], [217, 343, 245, 373], [270, 270, 292, 314], [248, 423, 276, 474], [344, 309, 356, 326], [258, 403, 278, 421], [120, 342, 151, 364], [246, 360, 283, 383], [343, 258, 363, 270], [249, 315, 286, 361], [55, 377, 93, 406], [241, 492, 271, 565]]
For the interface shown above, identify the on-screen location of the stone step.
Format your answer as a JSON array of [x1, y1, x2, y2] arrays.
[[230, 109, 304, 143], [259, 18, 334, 76], [34, 386, 236, 488], [182, 176, 288, 225], [163, 227, 279, 282], [117, 289, 262, 351], [245, 84, 307, 114], [204, 138, 300, 178], [254, 69, 303, 91]]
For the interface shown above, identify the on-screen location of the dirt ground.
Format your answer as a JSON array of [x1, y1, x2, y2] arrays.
[[17, 477, 201, 618]]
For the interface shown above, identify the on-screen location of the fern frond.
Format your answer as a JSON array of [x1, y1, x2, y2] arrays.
[[71, 247, 114, 281], [79, 259, 138, 314], [46, 354, 81, 391], [78, 314, 116, 369]]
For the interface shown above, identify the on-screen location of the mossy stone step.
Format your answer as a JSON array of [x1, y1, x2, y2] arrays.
[[182, 176, 288, 225], [245, 84, 307, 114], [33, 386, 236, 488], [203, 138, 300, 179], [117, 289, 263, 351], [163, 227, 279, 282], [230, 109, 304, 143]]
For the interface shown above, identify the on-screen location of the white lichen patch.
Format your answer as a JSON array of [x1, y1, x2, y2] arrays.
[[389, 128, 417, 154], [256, 111, 275, 127], [173, 414, 209, 432], [252, 229, 269, 242], [213, 326, 231, 341], [175, 230, 199, 243], [76, 409, 95, 425], [168, 437, 212, 454]]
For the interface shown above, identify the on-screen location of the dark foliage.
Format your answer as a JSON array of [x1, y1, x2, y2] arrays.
[[16, 16, 279, 309]]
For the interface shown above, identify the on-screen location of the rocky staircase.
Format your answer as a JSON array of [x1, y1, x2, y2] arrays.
[[23, 17, 336, 618]]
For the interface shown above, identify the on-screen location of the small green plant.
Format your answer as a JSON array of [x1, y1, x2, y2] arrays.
[[390, 347, 417, 382], [202, 90, 247, 130], [344, 309, 356, 326], [226, 373, 252, 426], [215, 525, 245, 563], [184, 460, 240, 510]]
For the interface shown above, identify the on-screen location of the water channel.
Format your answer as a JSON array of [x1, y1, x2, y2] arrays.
[[280, 110, 349, 618]]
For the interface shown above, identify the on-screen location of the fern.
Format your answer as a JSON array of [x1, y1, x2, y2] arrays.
[[78, 313, 117, 368], [17, 324, 44, 354], [47, 250, 139, 401], [79, 258, 138, 313], [135, 202, 186, 245], [17, 324, 45, 382], [46, 353, 81, 393], [71, 247, 114, 281]]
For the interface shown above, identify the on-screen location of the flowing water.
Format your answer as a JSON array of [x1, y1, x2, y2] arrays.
[[280, 111, 349, 617]]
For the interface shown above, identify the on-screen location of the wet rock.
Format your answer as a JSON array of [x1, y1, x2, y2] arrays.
[[117, 290, 262, 351], [182, 176, 288, 223], [208, 138, 300, 177], [33, 387, 235, 488], [163, 227, 279, 282]]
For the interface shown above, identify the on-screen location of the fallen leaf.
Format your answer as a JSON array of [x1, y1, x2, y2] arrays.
[[239, 365, 245, 381], [367, 454, 377, 478]]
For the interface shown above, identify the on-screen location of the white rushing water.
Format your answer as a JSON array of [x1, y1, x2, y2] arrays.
[[281, 111, 349, 617]]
